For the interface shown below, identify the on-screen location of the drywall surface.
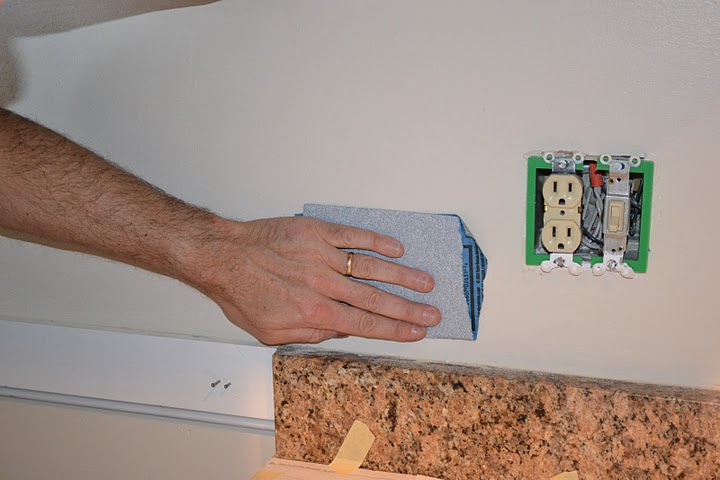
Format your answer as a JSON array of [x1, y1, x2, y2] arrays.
[[1, 1, 719, 387], [0, 398, 275, 480]]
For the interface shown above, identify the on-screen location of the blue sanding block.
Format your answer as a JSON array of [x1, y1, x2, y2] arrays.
[[302, 204, 488, 340]]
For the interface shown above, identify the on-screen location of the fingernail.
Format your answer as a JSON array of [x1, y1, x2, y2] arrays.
[[410, 325, 427, 339], [392, 241, 403, 256], [422, 308, 439, 326], [417, 274, 432, 291]]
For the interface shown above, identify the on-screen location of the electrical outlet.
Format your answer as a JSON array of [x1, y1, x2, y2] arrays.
[[542, 174, 583, 209], [526, 151, 654, 276], [541, 219, 582, 253], [541, 173, 583, 254]]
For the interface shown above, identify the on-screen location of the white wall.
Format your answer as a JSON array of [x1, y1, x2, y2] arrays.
[[2, 1, 719, 388], [0, 398, 275, 480]]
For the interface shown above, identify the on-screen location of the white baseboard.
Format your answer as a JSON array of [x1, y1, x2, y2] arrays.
[[0, 319, 275, 430]]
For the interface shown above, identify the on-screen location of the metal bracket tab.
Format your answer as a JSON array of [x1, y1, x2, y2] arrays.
[[541, 253, 583, 276], [544, 151, 583, 174]]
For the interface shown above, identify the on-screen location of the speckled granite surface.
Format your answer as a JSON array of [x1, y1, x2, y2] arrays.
[[273, 346, 720, 480]]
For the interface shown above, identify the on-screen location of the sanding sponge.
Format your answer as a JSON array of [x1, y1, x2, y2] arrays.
[[302, 204, 488, 340]]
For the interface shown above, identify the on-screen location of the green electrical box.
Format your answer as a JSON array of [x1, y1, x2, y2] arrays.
[[526, 152, 654, 275]]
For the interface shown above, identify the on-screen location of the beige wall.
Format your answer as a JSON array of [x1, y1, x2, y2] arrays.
[[0, 398, 274, 480], [1, 1, 719, 388], [1, 3, 718, 475]]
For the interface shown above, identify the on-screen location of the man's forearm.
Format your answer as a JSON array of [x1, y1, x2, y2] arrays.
[[0, 108, 215, 282]]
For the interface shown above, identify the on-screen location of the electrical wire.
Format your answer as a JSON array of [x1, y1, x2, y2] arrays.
[[628, 180, 643, 237], [581, 169, 605, 252], [583, 227, 604, 246]]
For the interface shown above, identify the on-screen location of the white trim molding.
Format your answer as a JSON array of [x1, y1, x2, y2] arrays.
[[0, 319, 275, 431]]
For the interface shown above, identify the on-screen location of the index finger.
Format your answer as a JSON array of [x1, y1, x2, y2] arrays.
[[316, 220, 405, 258]]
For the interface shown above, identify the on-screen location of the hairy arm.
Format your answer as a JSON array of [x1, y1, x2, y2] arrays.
[[0, 108, 214, 277], [0, 108, 440, 344]]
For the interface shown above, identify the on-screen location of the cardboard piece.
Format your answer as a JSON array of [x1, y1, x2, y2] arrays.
[[254, 458, 440, 479], [251, 470, 283, 480]]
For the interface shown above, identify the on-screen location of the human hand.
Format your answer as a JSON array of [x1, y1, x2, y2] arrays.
[[187, 216, 440, 345]]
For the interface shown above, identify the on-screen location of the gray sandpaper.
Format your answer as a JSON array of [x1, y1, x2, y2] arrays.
[[303, 204, 486, 340]]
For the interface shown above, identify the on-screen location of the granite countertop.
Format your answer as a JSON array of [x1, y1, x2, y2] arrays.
[[273, 346, 720, 479]]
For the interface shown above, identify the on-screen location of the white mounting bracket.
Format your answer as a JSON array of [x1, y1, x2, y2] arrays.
[[541, 253, 583, 276], [592, 252, 635, 279]]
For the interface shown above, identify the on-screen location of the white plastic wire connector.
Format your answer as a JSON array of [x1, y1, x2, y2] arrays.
[[541, 253, 582, 276]]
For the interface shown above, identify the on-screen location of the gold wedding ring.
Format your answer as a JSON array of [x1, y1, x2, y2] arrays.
[[345, 252, 354, 277]]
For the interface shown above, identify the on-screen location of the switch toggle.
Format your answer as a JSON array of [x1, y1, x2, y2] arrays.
[[608, 201, 625, 232]]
